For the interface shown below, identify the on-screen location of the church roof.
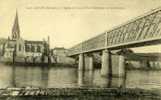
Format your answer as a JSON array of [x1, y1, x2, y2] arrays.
[[25, 40, 46, 44]]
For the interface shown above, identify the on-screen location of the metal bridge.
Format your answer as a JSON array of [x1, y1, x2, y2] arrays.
[[68, 8, 161, 56], [68, 8, 161, 77]]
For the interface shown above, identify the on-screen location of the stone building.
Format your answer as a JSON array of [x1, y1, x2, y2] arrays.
[[25, 40, 47, 57], [51, 47, 67, 57], [51, 47, 75, 64], [2, 11, 48, 63], [0, 38, 7, 56]]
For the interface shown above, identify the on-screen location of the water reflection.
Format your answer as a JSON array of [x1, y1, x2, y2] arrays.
[[126, 70, 161, 90], [77, 70, 84, 87], [41, 67, 49, 87], [77, 70, 94, 87], [110, 77, 125, 88], [77, 70, 126, 88], [0, 63, 160, 90], [11, 66, 16, 87], [13, 66, 49, 88], [0, 64, 13, 88], [48, 67, 77, 88]]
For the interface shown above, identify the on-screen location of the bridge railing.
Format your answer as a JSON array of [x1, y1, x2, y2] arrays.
[[68, 8, 161, 56]]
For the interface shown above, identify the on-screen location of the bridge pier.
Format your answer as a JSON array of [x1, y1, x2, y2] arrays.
[[78, 50, 126, 77], [111, 54, 125, 77], [78, 53, 84, 70], [78, 53, 94, 70], [84, 54, 94, 70], [78, 70, 84, 86], [118, 55, 125, 77], [100, 50, 125, 77], [101, 50, 111, 76]]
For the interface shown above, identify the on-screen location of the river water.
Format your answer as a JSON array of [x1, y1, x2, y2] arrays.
[[0, 63, 161, 91]]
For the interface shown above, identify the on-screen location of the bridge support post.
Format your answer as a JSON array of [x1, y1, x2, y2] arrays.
[[118, 55, 125, 77], [111, 54, 125, 77], [78, 70, 84, 86], [85, 54, 94, 70], [101, 50, 111, 76], [78, 53, 84, 70]]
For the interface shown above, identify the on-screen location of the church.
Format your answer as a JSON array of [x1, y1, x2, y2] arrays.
[[2, 11, 49, 63]]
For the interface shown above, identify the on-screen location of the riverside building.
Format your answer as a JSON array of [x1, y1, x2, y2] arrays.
[[2, 11, 49, 63]]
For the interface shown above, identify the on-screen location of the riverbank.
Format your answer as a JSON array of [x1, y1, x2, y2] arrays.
[[0, 88, 160, 100], [1, 61, 77, 67], [126, 64, 161, 71], [0, 56, 76, 67]]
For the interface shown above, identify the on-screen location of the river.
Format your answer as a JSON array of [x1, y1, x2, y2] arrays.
[[0, 63, 161, 91]]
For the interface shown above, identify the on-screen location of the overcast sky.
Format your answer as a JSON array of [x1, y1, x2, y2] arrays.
[[0, 0, 161, 52]]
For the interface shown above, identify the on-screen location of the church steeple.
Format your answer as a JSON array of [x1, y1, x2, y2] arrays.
[[12, 10, 20, 40]]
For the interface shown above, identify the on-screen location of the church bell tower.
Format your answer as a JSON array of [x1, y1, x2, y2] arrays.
[[12, 11, 20, 40]]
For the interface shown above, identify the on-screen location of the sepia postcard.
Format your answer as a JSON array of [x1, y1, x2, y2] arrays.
[[0, 0, 161, 100]]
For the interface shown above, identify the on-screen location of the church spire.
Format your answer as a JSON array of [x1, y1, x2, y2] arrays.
[[12, 10, 20, 40]]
